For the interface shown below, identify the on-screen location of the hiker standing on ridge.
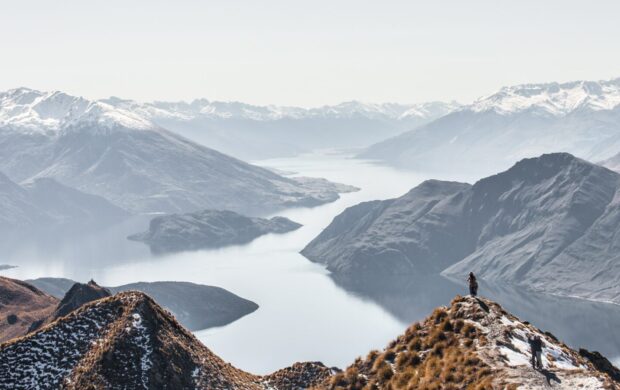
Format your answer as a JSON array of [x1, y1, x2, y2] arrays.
[[528, 335, 544, 369], [467, 272, 478, 296]]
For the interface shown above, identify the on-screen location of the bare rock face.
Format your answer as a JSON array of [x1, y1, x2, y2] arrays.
[[303, 153, 620, 304], [129, 209, 302, 254], [580, 349, 620, 383]]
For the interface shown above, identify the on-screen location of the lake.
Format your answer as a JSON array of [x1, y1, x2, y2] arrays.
[[2, 151, 619, 373]]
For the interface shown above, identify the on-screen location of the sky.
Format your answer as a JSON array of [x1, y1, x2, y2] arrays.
[[1, 0, 619, 107]]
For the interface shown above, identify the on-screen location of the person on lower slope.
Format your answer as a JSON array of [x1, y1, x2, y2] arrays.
[[528, 334, 544, 369], [467, 272, 478, 296]]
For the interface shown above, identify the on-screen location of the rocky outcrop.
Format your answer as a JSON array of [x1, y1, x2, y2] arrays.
[[129, 209, 302, 253], [52, 280, 111, 320], [360, 78, 620, 176]]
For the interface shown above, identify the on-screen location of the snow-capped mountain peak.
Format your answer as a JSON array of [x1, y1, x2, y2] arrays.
[[0, 88, 155, 134], [469, 78, 620, 116]]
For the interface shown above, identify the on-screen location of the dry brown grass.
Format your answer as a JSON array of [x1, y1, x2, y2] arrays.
[[324, 297, 494, 390]]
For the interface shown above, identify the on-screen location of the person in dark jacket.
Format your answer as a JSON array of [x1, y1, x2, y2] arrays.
[[467, 272, 478, 296], [528, 335, 543, 369]]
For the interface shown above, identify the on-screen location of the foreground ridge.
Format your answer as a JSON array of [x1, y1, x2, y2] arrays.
[[325, 296, 619, 390], [0, 292, 617, 389]]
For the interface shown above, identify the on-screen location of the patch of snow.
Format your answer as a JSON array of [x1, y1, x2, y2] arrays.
[[469, 78, 620, 116]]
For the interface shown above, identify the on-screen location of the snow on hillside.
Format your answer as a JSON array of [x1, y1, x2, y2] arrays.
[[104, 97, 460, 122], [0, 88, 154, 134], [469, 78, 620, 116]]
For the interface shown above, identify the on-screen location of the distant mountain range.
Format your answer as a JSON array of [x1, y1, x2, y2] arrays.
[[0, 283, 616, 389], [102, 98, 460, 159], [302, 153, 620, 304], [0, 88, 356, 220], [360, 78, 620, 176]]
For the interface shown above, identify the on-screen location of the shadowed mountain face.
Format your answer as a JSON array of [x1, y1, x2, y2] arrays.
[[0, 88, 356, 216], [128, 209, 302, 254], [360, 78, 620, 176], [52, 280, 111, 320], [26, 278, 259, 331], [303, 153, 620, 304]]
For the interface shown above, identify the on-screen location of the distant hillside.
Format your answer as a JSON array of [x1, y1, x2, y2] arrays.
[[360, 78, 620, 176], [0, 172, 127, 232], [0, 88, 356, 216], [104, 98, 460, 160], [128, 209, 302, 253], [303, 153, 620, 304]]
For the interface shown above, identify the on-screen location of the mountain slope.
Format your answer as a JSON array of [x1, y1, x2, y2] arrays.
[[326, 296, 618, 389], [0, 291, 328, 389], [27, 278, 259, 331], [0, 277, 58, 342], [0, 291, 265, 389], [0, 88, 356, 215], [1, 292, 616, 389], [104, 98, 460, 160], [303, 153, 620, 303], [0, 171, 127, 231], [360, 78, 620, 176]]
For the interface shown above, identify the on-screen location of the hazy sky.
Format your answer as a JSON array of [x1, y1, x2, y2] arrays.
[[1, 0, 619, 106]]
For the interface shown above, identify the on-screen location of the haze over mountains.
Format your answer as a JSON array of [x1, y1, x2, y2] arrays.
[[361, 78, 620, 176], [0, 172, 127, 232], [0, 88, 356, 220], [303, 153, 620, 304], [104, 98, 460, 159]]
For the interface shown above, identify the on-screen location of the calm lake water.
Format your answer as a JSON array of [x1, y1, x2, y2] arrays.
[[2, 151, 619, 373]]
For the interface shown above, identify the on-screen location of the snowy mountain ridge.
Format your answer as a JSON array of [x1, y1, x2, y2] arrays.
[[104, 97, 461, 122], [0, 87, 460, 131], [0, 88, 154, 134], [467, 78, 620, 116]]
